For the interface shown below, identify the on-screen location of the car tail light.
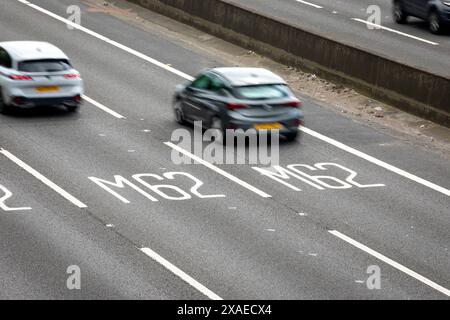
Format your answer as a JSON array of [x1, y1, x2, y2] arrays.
[[64, 73, 81, 79], [227, 103, 247, 110], [74, 94, 82, 103], [288, 100, 301, 108], [9, 75, 33, 81]]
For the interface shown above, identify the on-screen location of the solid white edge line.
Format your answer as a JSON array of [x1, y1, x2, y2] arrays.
[[164, 141, 272, 198], [299, 126, 450, 197], [329, 230, 450, 297], [82, 95, 126, 119], [0, 149, 88, 208], [295, 0, 323, 9], [352, 18, 439, 46], [140, 247, 223, 300]]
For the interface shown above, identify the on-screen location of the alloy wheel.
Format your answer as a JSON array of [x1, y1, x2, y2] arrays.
[[429, 12, 441, 34]]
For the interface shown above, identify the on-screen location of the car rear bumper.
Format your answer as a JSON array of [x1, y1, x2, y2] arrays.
[[225, 110, 304, 133], [10, 95, 82, 108], [2, 79, 84, 106]]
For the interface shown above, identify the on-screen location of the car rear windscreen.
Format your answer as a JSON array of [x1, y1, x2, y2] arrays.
[[18, 59, 71, 72], [235, 84, 291, 100]]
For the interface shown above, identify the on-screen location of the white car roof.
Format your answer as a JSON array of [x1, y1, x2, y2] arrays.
[[0, 41, 69, 62], [212, 67, 287, 86]]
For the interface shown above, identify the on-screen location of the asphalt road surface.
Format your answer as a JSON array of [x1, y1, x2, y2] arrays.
[[229, 0, 450, 78], [0, 0, 449, 299]]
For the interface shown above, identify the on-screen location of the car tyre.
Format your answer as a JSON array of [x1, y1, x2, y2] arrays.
[[428, 10, 442, 34], [66, 104, 80, 112], [284, 130, 299, 142], [0, 88, 11, 115], [393, 1, 408, 24], [174, 100, 187, 125]]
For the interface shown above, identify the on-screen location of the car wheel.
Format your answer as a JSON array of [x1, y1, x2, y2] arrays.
[[428, 10, 442, 34], [66, 104, 80, 112], [0, 88, 11, 115], [393, 1, 408, 24], [284, 130, 299, 142], [210, 116, 226, 144], [173, 100, 187, 125]]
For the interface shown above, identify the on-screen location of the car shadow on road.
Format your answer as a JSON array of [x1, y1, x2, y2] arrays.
[[1, 106, 80, 120]]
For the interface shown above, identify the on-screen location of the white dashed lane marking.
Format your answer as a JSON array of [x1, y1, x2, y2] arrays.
[[0, 148, 88, 208], [329, 230, 450, 297], [294, 0, 323, 9]]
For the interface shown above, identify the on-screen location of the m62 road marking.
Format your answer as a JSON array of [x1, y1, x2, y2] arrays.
[[253, 162, 385, 191], [0, 184, 32, 212], [89, 171, 226, 203]]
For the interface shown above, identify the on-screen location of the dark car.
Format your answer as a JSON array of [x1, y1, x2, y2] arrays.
[[393, 0, 450, 33], [173, 67, 303, 141]]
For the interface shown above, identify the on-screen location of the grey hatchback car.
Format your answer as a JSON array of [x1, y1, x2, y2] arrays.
[[173, 67, 303, 141]]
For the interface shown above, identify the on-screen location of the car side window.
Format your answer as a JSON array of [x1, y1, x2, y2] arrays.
[[210, 76, 225, 92], [191, 74, 226, 93], [191, 75, 212, 90], [0, 48, 12, 68]]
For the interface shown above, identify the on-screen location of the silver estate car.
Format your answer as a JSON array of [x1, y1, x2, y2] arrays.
[[173, 67, 304, 141], [0, 41, 84, 114]]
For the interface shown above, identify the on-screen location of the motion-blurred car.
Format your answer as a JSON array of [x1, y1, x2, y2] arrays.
[[393, 0, 450, 33], [173, 67, 303, 141], [0, 41, 83, 114]]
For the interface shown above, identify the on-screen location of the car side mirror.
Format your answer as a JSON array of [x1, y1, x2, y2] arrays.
[[175, 84, 185, 93]]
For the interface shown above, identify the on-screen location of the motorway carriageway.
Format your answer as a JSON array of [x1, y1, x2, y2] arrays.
[[0, 0, 449, 299]]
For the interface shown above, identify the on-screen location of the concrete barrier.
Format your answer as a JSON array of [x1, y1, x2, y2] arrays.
[[127, 0, 450, 126]]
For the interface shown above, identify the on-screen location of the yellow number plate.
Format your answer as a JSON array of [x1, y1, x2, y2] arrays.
[[254, 123, 282, 130], [35, 86, 60, 92]]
